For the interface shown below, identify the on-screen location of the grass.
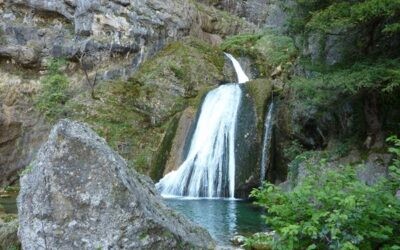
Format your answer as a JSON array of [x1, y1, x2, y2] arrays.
[[221, 30, 298, 76]]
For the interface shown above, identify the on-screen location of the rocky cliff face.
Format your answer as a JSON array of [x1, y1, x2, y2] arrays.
[[0, 0, 256, 187], [18, 119, 215, 249], [198, 0, 289, 30], [0, 0, 254, 70], [0, 80, 49, 187]]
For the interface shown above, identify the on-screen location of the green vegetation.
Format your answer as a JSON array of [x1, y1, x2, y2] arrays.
[[150, 114, 180, 181], [221, 31, 297, 76], [36, 58, 70, 121], [245, 79, 273, 132], [282, 0, 400, 149], [288, 0, 400, 37], [65, 37, 222, 176], [387, 136, 400, 190], [291, 58, 400, 107], [287, 0, 400, 91], [66, 79, 160, 174], [221, 33, 263, 56], [249, 3, 400, 246], [247, 137, 400, 249], [132, 37, 224, 97], [283, 140, 305, 163]]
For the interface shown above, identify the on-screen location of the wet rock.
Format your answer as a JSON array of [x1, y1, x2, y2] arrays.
[[163, 107, 197, 176], [223, 55, 258, 84], [234, 85, 260, 198], [230, 235, 246, 246], [18, 119, 215, 249]]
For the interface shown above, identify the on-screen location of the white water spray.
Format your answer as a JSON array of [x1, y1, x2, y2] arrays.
[[260, 101, 274, 183], [156, 53, 249, 198], [224, 53, 249, 84]]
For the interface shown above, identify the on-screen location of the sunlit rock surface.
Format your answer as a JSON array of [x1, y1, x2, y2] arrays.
[[18, 119, 215, 249]]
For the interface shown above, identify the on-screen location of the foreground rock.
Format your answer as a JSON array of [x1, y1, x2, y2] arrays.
[[18, 119, 215, 249]]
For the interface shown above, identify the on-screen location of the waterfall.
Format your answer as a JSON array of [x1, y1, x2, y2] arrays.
[[156, 53, 249, 198], [260, 101, 274, 183], [224, 53, 249, 83]]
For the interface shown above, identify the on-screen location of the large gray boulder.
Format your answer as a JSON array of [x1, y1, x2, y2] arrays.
[[17, 119, 215, 249]]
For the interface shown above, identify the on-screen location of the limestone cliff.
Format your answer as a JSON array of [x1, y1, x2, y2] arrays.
[[0, 0, 256, 186]]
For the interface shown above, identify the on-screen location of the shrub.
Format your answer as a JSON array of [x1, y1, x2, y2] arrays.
[[248, 140, 400, 249], [36, 58, 70, 121], [387, 135, 400, 190]]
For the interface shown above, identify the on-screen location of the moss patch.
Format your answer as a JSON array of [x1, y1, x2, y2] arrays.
[[64, 37, 224, 177], [150, 114, 180, 181], [221, 30, 297, 76], [192, 1, 255, 37], [245, 79, 273, 132]]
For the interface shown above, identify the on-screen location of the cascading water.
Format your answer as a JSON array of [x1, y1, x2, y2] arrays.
[[156, 53, 249, 198], [260, 101, 274, 183], [224, 53, 249, 83]]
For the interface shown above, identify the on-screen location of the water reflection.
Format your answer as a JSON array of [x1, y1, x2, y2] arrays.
[[164, 198, 266, 244], [0, 192, 18, 214]]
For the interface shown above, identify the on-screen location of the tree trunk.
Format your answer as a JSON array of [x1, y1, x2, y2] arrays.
[[363, 91, 383, 148]]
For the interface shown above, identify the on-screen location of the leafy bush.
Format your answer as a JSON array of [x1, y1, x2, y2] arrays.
[[36, 58, 70, 121], [283, 140, 305, 162], [248, 140, 400, 249], [387, 136, 400, 190]]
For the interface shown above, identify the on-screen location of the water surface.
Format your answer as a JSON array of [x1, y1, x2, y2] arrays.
[[164, 198, 266, 245], [0, 193, 18, 214]]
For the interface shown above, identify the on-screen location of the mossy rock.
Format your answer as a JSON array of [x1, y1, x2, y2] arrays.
[[150, 114, 180, 181], [193, 1, 255, 37], [245, 79, 273, 133], [64, 37, 225, 177], [221, 30, 297, 76]]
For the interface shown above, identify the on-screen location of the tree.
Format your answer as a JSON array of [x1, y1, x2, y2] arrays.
[[287, 0, 400, 147], [75, 51, 100, 100]]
